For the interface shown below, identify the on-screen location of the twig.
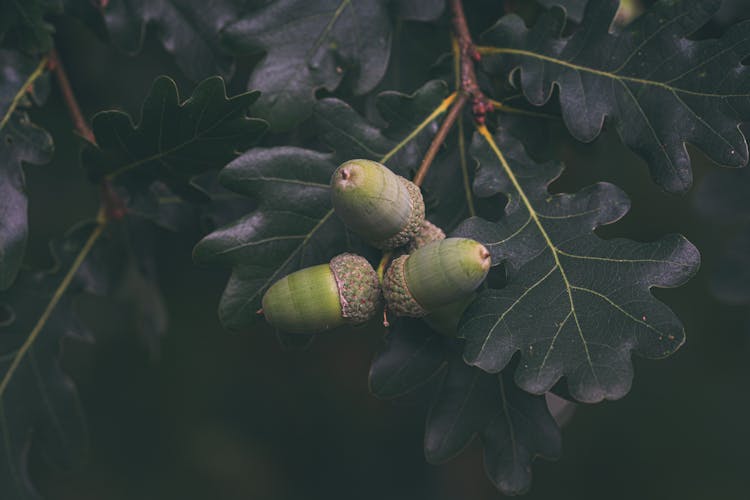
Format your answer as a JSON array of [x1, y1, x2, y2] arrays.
[[50, 48, 126, 221], [413, 92, 468, 187], [411, 0, 492, 186], [450, 0, 493, 124], [49, 48, 95, 144], [0, 211, 107, 400]]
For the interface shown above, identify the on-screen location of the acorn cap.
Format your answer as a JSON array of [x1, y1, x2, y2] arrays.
[[384, 238, 490, 317], [382, 255, 427, 317], [331, 159, 425, 250], [407, 220, 446, 253], [330, 253, 382, 323]]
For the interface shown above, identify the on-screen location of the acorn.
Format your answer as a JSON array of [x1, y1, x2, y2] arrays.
[[407, 220, 446, 253], [331, 159, 425, 250], [261, 253, 381, 334], [423, 293, 476, 337], [383, 238, 491, 317]]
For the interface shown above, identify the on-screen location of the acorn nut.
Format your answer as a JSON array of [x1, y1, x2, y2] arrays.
[[262, 253, 381, 334], [331, 159, 425, 250], [407, 219, 446, 253], [383, 238, 491, 317]]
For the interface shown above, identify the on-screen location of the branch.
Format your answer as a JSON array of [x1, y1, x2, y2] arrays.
[[50, 48, 127, 221], [413, 92, 468, 187], [49, 48, 95, 144], [411, 0, 492, 186], [450, 0, 492, 123], [0, 212, 107, 399]]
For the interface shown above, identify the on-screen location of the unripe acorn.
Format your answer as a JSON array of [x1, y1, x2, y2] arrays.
[[423, 293, 476, 337], [407, 219, 446, 253], [262, 253, 381, 334], [331, 159, 425, 250], [384, 238, 491, 317]]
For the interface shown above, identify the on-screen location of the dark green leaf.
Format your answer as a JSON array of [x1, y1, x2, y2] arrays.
[[222, 0, 393, 131], [368, 318, 445, 399], [426, 357, 561, 495], [0, 0, 61, 54], [396, 0, 445, 22], [455, 130, 700, 402], [0, 114, 53, 291], [0, 223, 105, 500], [537, 0, 587, 22], [193, 81, 448, 330], [424, 356, 498, 463], [480, 371, 562, 495], [192, 146, 347, 329], [369, 322, 561, 495], [82, 75, 267, 203], [481, 0, 750, 193], [100, 0, 243, 81]]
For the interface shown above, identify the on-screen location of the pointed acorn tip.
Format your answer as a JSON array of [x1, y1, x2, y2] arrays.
[[478, 245, 491, 269]]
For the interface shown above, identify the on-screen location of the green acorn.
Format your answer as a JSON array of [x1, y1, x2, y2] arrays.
[[331, 159, 425, 250], [423, 293, 476, 337], [407, 220, 446, 253], [262, 253, 381, 334], [383, 238, 490, 317]]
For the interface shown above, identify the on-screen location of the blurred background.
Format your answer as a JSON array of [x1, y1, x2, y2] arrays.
[[18, 2, 750, 499]]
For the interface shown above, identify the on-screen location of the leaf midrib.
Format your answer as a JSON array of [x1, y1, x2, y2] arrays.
[[477, 125, 597, 381], [478, 47, 750, 99]]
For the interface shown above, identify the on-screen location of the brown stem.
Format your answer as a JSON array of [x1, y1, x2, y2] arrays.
[[50, 48, 126, 221], [413, 93, 468, 187], [410, 0, 492, 187], [49, 48, 95, 144], [450, 0, 492, 123]]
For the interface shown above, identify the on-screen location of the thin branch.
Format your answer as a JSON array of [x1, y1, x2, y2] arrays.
[[0, 212, 107, 400], [49, 48, 95, 144], [0, 56, 48, 131], [450, 0, 492, 123], [413, 92, 468, 187], [410, 0, 493, 187]]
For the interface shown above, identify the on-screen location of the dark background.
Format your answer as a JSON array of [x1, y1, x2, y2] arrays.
[[19, 5, 750, 500]]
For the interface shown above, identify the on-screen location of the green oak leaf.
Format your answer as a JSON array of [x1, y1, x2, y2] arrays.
[[1, 50, 54, 290], [82, 75, 267, 203], [480, 0, 750, 193], [221, 0, 393, 131], [396, 0, 445, 22], [192, 145, 349, 330], [368, 320, 561, 495], [0, 0, 61, 54], [100, 0, 244, 81], [368, 318, 445, 399], [0, 224, 105, 500], [193, 81, 449, 330], [454, 129, 700, 402], [537, 0, 587, 22]]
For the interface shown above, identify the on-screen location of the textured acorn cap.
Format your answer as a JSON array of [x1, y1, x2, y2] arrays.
[[331, 159, 425, 250], [407, 220, 446, 253], [382, 255, 427, 317], [330, 253, 382, 323], [384, 238, 490, 317]]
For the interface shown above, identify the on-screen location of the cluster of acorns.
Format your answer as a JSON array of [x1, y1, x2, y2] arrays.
[[261, 159, 491, 335]]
